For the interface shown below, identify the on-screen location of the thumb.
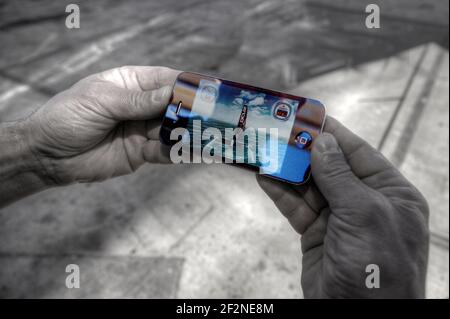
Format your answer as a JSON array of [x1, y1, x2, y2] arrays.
[[103, 85, 172, 121], [311, 132, 365, 208]]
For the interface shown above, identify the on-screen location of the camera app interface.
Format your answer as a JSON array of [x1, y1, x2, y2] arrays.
[[184, 79, 313, 181]]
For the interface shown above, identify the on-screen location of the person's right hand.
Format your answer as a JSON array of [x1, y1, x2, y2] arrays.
[[23, 66, 179, 186], [257, 116, 429, 298]]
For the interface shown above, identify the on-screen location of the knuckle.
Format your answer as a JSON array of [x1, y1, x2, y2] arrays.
[[337, 192, 389, 227], [273, 190, 290, 209], [153, 67, 162, 88], [411, 187, 430, 219], [320, 153, 352, 179], [119, 65, 134, 78], [153, 66, 172, 87], [129, 90, 142, 108], [130, 91, 149, 111]]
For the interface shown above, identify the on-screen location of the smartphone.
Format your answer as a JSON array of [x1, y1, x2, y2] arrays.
[[159, 72, 326, 184]]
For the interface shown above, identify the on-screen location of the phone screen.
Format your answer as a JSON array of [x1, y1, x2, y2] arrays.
[[160, 72, 326, 184]]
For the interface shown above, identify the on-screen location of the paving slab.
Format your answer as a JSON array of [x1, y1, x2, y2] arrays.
[[0, 253, 184, 298], [0, 0, 448, 299]]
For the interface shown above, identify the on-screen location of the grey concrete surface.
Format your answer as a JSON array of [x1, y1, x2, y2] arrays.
[[0, 0, 448, 298]]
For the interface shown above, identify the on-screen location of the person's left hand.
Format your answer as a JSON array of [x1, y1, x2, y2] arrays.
[[23, 66, 179, 185]]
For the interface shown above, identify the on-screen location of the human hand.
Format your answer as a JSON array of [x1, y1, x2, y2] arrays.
[[257, 116, 429, 298], [23, 66, 179, 185]]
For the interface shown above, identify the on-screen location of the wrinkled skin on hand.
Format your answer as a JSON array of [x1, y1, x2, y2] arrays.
[[257, 117, 429, 298], [24, 66, 179, 185]]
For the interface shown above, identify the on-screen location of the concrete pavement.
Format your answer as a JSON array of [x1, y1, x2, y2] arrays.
[[0, 0, 448, 298]]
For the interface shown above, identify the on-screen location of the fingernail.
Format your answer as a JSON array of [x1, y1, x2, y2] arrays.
[[151, 86, 170, 104], [159, 86, 171, 101], [314, 133, 340, 154]]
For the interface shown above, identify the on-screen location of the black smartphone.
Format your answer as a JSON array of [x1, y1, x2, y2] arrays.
[[160, 72, 326, 184]]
